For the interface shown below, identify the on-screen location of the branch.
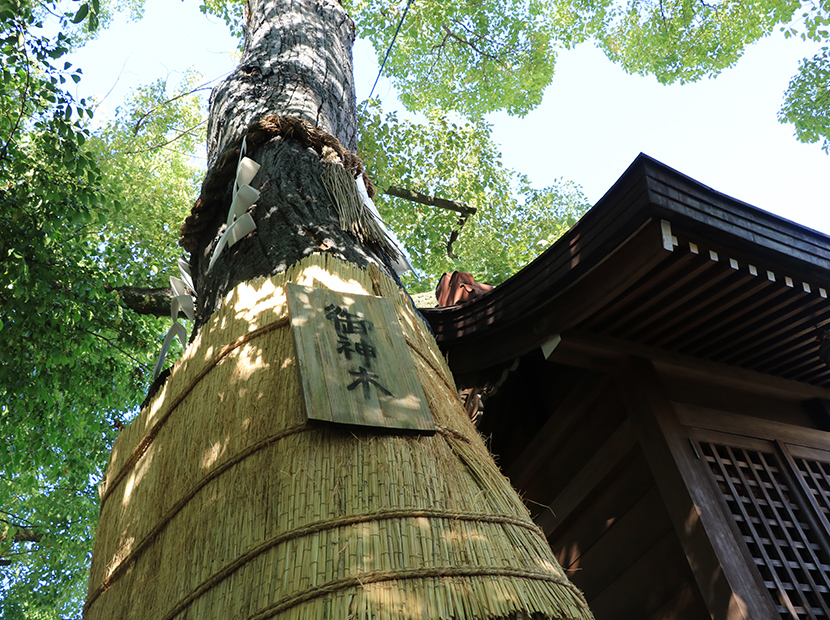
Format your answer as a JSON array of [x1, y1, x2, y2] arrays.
[[130, 72, 231, 136], [447, 212, 471, 259], [430, 30, 451, 64], [0, 512, 31, 527], [0, 546, 42, 566], [449, 18, 499, 48], [385, 186, 476, 216], [0, 517, 42, 543], [384, 186, 475, 259], [122, 121, 206, 155], [439, 23, 499, 61], [83, 329, 144, 366], [12, 528, 41, 543], [0, 22, 32, 164], [133, 86, 212, 135], [110, 285, 175, 317]]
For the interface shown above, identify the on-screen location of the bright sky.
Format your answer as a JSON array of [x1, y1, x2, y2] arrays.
[[68, 0, 829, 234]]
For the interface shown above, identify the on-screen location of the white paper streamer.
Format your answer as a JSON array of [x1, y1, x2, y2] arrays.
[[207, 213, 257, 272], [355, 176, 413, 275], [177, 257, 194, 292], [169, 276, 195, 321], [152, 266, 196, 381], [171, 295, 195, 321], [209, 136, 261, 272], [152, 321, 188, 381], [226, 184, 260, 227], [227, 212, 256, 246], [169, 275, 187, 298], [234, 156, 260, 194]]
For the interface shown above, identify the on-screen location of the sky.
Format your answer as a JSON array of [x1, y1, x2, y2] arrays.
[[67, 0, 829, 234]]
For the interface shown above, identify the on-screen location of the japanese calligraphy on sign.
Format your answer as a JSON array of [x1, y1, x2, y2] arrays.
[[287, 284, 434, 433]]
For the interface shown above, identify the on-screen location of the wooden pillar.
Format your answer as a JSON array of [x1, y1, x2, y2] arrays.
[[615, 356, 778, 620]]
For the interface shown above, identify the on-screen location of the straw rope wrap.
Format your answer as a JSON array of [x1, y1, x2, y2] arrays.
[[85, 255, 593, 620], [179, 115, 375, 255]]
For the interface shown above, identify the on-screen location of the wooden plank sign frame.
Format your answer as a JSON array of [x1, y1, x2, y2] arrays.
[[287, 284, 435, 434]]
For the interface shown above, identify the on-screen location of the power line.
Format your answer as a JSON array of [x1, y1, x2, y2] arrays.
[[363, 0, 415, 107]]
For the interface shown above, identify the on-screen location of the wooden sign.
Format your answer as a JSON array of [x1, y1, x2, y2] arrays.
[[287, 284, 435, 434]]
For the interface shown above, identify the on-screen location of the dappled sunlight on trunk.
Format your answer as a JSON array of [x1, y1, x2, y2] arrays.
[[85, 256, 592, 620]]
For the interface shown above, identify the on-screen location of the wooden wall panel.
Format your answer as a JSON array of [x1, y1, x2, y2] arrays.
[[588, 532, 696, 619], [547, 449, 652, 568], [645, 585, 712, 620], [569, 484, 673, 601], [498, 357, 708, 619]]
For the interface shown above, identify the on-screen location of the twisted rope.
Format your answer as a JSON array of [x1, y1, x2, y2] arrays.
[[180, 115, 375, 253]]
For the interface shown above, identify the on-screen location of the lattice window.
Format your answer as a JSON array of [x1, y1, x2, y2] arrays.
[[700, 442, 830, 619], [794, 458, 830, 528]]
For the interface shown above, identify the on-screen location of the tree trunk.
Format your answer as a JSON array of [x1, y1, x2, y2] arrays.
[[83, 2, 594, 619], [188, 0, 392, 333], [207, 0, 358, 166]]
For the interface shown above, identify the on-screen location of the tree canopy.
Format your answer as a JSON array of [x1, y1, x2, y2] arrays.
[[1, 3, 201, 616], [202, 0, 830, 147], [780, 47, 830, 152], [359, 103, 588, 290], [1, 0, 828, 616]]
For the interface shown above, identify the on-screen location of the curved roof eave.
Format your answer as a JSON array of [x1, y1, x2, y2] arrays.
[[421, 154, 830, 379]]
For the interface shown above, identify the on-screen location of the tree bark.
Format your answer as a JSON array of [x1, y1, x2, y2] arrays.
[[191, 0, 391, 332], [12, 527, 40, 543], [206, 0, 358, 167], [190, 136, 394, 331], [111, 286, 175, 317]]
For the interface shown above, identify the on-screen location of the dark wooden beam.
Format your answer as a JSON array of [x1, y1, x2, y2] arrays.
[[534, 419, 635, 537], [678, 405, 830, 451], [547, 329, 830, 403], [616, 356, 778, 620]]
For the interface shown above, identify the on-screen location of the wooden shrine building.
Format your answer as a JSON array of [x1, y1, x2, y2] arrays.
[[421, 154, 830, 620]]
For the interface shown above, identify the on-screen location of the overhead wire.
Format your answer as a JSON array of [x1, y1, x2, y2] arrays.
[[361, 0, 415, 111]]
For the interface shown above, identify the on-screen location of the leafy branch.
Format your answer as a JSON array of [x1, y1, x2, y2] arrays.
[[131, 80, 220, 135], [437, 23, 499, 61], [0, 20, 32, 165]]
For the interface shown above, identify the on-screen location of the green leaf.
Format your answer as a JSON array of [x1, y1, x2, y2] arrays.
[[779, 48, 830, 152], [71, 3, 89, 23]]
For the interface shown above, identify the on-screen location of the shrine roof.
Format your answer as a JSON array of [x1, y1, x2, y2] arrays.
[[421, 154, 830, 388]]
